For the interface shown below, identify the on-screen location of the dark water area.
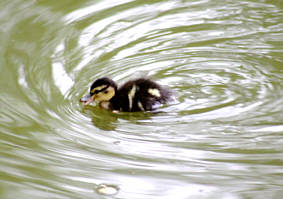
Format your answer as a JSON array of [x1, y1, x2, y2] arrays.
[[0, 0, 283, 198]]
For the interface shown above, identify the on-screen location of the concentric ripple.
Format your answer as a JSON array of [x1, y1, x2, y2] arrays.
[[55, 1, 283, 197], [64, 0, 282, 122], [1, 0, 283, 199]]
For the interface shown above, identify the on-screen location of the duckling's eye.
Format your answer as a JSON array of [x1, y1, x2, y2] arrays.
[[104, 90, 108, 94]]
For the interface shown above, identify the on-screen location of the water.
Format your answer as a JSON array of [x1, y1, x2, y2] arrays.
[[1, 0, 283, 198]]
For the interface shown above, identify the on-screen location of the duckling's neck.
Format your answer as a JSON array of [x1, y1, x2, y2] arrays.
[[109, 93, 120, 110], [99, 93, 119, 110]]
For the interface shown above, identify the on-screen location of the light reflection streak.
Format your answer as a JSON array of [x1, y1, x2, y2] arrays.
[[52, 61, 74, 96]]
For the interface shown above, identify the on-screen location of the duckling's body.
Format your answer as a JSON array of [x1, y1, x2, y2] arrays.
[[80, 77, 172, 112]]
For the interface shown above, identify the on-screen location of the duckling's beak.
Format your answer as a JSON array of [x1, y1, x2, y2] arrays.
[[80, 94, 94, 105]]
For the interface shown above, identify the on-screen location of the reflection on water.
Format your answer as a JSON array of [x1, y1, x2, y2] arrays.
[[1, 0, 283, 198]]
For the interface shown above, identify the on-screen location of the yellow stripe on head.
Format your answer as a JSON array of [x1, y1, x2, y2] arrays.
[[91, 85, 108, 94]]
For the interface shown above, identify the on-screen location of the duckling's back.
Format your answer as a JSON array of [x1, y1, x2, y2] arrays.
[[111, 78, 172, 112]]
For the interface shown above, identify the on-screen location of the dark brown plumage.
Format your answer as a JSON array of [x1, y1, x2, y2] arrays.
[[80, 77, 172, 112]]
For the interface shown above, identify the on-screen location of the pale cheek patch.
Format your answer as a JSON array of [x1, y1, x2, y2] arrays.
[[148, 88, 161, 98], [94, 87, 115, 102]]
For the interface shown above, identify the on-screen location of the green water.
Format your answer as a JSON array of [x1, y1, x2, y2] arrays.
[[1, 0, 283, 198]]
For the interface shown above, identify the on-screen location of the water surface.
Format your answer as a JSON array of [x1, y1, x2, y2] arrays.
[[1, 0, 283, 198]]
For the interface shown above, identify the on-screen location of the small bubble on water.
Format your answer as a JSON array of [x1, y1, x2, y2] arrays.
[[96, 184, 119, 195]]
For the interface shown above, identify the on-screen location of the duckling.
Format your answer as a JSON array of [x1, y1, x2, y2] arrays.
[[80, 77, 172, 112]]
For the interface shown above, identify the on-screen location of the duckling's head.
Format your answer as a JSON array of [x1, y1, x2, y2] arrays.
[[80, 77, 117, 105]]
